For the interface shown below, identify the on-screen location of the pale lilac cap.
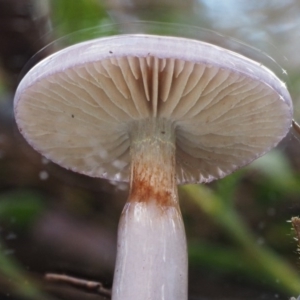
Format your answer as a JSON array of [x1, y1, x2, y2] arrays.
[[14, 34, 293, 183]]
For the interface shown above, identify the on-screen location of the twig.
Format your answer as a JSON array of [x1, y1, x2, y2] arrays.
[[292, 120, 300, 135], [291, 217, 300, 246], [45, 273, 111, 299]]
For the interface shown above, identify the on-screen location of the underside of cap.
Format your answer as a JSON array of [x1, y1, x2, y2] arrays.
[[14, 34, 293, 184]]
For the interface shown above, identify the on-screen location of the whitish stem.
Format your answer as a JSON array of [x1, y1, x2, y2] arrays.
[[112, 118, 188, 300]]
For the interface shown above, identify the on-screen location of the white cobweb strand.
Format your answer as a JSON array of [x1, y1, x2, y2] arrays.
[[112, 201, 188, 300]]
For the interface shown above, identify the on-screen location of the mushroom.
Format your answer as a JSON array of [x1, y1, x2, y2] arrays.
[[14, 34, 293, 300]]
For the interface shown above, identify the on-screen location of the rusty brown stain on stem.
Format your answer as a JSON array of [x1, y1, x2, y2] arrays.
[[129, 162, 177, 207], [130, 174, 174, 207], [128, 119, 177, 208], [129, 149, 177, 208]]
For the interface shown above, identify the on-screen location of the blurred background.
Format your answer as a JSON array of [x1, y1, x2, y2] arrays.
[[1, 0, 300, 299]]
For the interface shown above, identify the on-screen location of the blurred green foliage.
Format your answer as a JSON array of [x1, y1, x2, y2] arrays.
[[249, 150, 300, 195], [0, 191, 48, 299], [183, 166, 300, 294], [51, 0, 109, 39], [0, 191, 45, 229], [0, 249, 52, 300]]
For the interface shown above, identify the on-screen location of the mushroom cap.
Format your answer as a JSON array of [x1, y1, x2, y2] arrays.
[[14, 34, 293, 184]]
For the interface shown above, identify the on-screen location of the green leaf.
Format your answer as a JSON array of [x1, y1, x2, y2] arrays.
[[0, 191, 45, 228], [248, 150, 300, 194]]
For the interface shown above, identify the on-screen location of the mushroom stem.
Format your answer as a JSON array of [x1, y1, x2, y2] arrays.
[[112, 118, 188, 300]]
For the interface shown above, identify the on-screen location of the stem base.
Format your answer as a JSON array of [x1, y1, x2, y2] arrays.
[[112, 201, 187, 300]]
